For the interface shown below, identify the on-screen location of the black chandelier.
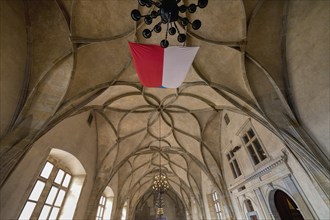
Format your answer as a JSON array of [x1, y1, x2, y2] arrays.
[[131, 0, 208, 48]]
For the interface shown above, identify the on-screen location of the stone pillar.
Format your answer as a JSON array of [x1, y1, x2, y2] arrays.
[[235, 196, 245, 220], [254, 187, 273, 220], [283, 175, 315, 219]]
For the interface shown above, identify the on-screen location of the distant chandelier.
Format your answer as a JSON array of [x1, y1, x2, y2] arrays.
[[131, 0, 209, 48], [152, 115, 170, 219], [152, 173, 170, 192]]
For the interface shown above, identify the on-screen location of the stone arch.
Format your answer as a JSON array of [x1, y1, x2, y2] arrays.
[[49, 148, 86, 175], [267, 187, 304, 220]]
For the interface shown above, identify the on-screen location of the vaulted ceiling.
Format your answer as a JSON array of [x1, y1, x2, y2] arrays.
[[1, 0, 329, 218]]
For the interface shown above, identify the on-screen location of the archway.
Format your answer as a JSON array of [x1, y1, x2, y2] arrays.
[[273, 190, 304, 220], [134, 190, 186, 220]]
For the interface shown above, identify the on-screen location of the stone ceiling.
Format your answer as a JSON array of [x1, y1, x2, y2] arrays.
[[2, 0, 329, 218]]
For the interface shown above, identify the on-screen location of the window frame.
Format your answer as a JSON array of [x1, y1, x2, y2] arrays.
[[96, 195, 107, 220], [18, 158, 72, 220], [236, 120, 269, 167], [244, 199, 259, 220], [211, 191, 222, 220], [241, 128, 267, 165], [226, 150, 242, 179]]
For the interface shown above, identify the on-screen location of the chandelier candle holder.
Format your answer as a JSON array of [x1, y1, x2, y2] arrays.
[[152, 173, 170, 193], [131, 0, 208, 48], [153, 173, 169, 218]]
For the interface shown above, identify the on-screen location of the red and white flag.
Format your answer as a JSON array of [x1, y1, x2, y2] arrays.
[[129, 42, 199, 88]]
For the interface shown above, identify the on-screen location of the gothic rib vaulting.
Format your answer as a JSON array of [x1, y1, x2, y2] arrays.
[[0, 0, 329, 220]]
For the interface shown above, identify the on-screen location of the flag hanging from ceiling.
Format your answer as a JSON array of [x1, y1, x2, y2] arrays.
[[128, 42, 199, 88]]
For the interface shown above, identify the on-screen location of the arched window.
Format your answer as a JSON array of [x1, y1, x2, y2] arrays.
[[121, 201, 128, 220], [211, 191, 222, 220], [18, 149, 86, 220], [244, 199, 258, 220], [96, 186, 114, 220]]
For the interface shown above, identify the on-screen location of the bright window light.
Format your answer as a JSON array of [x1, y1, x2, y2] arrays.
[[49, 207, 60, 220], [29, 180, 45, 201], [62, 174, 71, 188], [39, 205, 51, 220], [40, 162, 54, 179], [54, 169, 65, 184], [19, 159, 78, 220], [55, 190, 66, 206], [19, 202, 36, 220], [46, 186, 59, 205]]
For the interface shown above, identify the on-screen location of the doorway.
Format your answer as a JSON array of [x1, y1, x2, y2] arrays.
[[273, 190, 304, 220]]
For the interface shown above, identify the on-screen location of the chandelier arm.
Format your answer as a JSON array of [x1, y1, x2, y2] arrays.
[[152, 21, 162, 32], [178, 16, 191, 24], [173, 21, 181, 35], [165, 22, 169, 41]]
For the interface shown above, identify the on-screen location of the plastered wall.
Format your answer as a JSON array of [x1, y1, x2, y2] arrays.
[[286, 0, 330, 157], [0, 112, 97, 219], [0, 0, 27, 136]]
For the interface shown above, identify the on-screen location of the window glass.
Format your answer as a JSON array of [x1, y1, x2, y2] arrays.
[[241, 126, 267, 166], [245, 200, 254, 212], [229, 163, 237, 178], [49, 207, 60, 219], [247, 145, 259, 165], [233, 159, 242, 176], [253, 140, 267, 161], [62, 174, 71, 188], [211, 192, 222, 220], [19, 160, 72, 220], [46, 186, 59, 205], [39, 205, 51, 220], [19, 202, 36, 220], [96, 195, 108, 220], [54, 169, 65, 184], [227, 149, 242, 179], [55, 190, 66, 206], [247, 129, 255, 138], [40, 162, 54, 179], [243, 135, 249, 144], [29, 180, 45, 201]]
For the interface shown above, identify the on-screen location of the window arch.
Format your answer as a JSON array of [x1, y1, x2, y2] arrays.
[[18, 148, 86, 220], [211, 191, 222, 220], [121, 201, 128, 220], [96, 186, 114, 220], [243, 199, 259, 220]]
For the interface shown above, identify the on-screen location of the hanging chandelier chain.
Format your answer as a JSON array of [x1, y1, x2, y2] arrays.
[[159, 114, 161, 174]]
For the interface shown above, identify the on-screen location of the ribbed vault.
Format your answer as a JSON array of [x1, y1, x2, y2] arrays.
[[1, 0, 329, 219]]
